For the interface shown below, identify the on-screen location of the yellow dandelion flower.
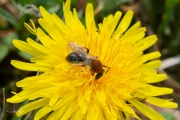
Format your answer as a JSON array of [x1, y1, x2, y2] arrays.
[[7, 0, 177, 120]]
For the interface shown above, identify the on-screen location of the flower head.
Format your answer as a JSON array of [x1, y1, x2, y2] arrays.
[[7, 0, 177, 119]]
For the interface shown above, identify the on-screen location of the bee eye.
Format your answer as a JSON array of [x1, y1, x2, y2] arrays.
[[95, 72, 103, 80]]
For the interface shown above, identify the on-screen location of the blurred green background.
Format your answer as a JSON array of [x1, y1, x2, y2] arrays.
[[0, 0, 180, 119]]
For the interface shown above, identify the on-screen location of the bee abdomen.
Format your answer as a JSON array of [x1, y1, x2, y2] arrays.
[[66, 52, 84, 63]]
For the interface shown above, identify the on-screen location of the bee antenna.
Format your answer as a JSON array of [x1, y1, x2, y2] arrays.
[[68, 65, 74, 75], [103, 65, 110, 74]]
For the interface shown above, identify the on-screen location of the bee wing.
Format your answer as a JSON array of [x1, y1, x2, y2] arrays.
[[86, 52, 98, 59], [67, 42, 89, 64], [66, 42, 78, 53], [66, 44, 72, 53], [67, 42, 82, 51]]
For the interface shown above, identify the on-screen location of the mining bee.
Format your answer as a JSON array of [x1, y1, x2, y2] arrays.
[[65, 42, 110, 80]]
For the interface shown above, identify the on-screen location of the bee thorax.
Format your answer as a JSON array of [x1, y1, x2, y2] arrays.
[[90, 59, 103, 73]]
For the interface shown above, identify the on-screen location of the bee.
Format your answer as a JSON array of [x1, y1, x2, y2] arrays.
[[65, 42, 110, 80]]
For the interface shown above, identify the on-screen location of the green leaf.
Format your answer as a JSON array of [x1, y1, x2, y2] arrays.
[[48, 4, 60, 14], [0, 8, 18, 28], [160, 111, 176, 120], [18, 51, 33, 60], [103, 0, 130, 10], [0, 45, 9, 62], [2, 32, 18, 46]]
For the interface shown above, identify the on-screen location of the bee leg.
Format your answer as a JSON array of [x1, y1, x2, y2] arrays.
[[86, 48, 89, 54], [68, 65, 74, 75], [68, 63, 85, 75], [83, 47, 89, 54], [78, 65, 87, 73], [90, 67, 95, 76]]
